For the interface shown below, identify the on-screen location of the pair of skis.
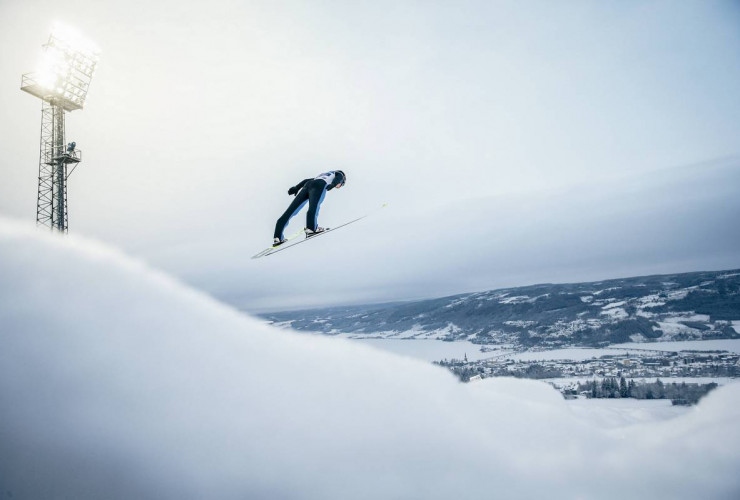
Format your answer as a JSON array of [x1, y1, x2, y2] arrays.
[[251, 203, 388, 259]]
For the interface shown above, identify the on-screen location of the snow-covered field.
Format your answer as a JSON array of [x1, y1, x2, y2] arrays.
[[345, 338, 740, 363], [2, 217, 740, 499], [508, 347, 635, 361], [545, 376, 737, 388], [565, 398, 690, 429], [351, 337, 496, 361], [610, 339, 740, 353], [465, 340, 740, 363]]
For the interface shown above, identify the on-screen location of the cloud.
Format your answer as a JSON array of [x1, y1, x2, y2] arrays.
[[194, 158, 740, 312], [0, 217, 739, 499], [3, 1, 740, 312]]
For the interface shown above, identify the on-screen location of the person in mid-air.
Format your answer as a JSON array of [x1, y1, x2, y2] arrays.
[[273, 170, 346, 247]]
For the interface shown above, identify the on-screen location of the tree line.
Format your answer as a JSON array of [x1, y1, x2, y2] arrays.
[[573, 377, 718, 405]]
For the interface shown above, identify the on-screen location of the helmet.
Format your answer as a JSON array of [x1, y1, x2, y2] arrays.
[[335, 170, 346, 187]]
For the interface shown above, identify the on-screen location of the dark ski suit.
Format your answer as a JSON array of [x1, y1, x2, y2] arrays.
[[274, 171, 346, 240]]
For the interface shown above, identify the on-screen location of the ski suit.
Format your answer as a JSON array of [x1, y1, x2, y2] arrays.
[[274, 171, 346, 240]]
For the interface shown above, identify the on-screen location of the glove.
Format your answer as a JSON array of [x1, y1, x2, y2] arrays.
[[288, 186, 298, 196]]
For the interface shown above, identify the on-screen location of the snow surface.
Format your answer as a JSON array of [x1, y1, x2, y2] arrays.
[[349, 338, 740, 364], [350, 338, 494, 362], [508, 340, 740, 362], [565, 399, 689, 430], [600, 306, 629, 320], [1, 217, 740, 500], [602, 300, 627, 309], [508, 348, 635, 362], [610, 339, 740, 353], [636, 294, 666, 309], [546, 377, 737, 388]]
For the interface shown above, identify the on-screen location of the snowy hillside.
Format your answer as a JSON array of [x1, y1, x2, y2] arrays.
[[263, 270, 740, 348], [1, 217, 740, 499]]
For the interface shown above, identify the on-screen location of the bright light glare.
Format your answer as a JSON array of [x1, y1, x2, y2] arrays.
[[23, 22, 101, 110], [36, 47, 69, 90], [51, 21, 101, 59]]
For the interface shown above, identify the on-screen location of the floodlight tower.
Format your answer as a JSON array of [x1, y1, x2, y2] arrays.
[[21, 23, 99, 232]]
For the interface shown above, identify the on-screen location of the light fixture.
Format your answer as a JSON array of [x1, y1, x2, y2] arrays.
[[20, 23, 100, 232]]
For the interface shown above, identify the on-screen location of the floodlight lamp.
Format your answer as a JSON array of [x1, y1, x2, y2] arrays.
[[50, 22, 100, 56], [21, 22, 100, 112], [36, 47, 69, 90]]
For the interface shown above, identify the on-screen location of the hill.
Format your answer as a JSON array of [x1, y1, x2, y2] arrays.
[[2, 218, 740, 498], [262, 270, 740, 348]]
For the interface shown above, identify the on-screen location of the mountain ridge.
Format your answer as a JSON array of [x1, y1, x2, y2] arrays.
[[262, 269, 740, 348]]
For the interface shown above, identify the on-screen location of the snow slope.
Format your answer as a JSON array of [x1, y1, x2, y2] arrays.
[[1, 217, 739, 499]]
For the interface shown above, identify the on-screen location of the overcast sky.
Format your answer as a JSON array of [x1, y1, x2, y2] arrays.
[[1, 0, 739, 311]]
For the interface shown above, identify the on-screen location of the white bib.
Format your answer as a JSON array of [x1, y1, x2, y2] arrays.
[[314, 171, 337, 185]]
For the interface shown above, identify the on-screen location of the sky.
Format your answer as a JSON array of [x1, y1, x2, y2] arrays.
[[1, 0, 739, 311], [2, 218, 740, 499]]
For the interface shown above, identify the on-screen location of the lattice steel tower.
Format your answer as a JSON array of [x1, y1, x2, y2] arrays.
[[21, 23, 99, 232]]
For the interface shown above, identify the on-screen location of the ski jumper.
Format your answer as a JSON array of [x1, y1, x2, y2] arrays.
[[274, 171, 345, 240]]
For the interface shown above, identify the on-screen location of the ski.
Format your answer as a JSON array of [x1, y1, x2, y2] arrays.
[[252, 203, 388, 259], [250, 228, 304, 259]]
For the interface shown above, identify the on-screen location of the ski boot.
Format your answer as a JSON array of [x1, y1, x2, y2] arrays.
[[304, 227, 328, 238], [273, 237, 286, 247]]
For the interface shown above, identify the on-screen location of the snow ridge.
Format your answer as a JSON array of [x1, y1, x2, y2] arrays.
[[1, 217, 739, 499]]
